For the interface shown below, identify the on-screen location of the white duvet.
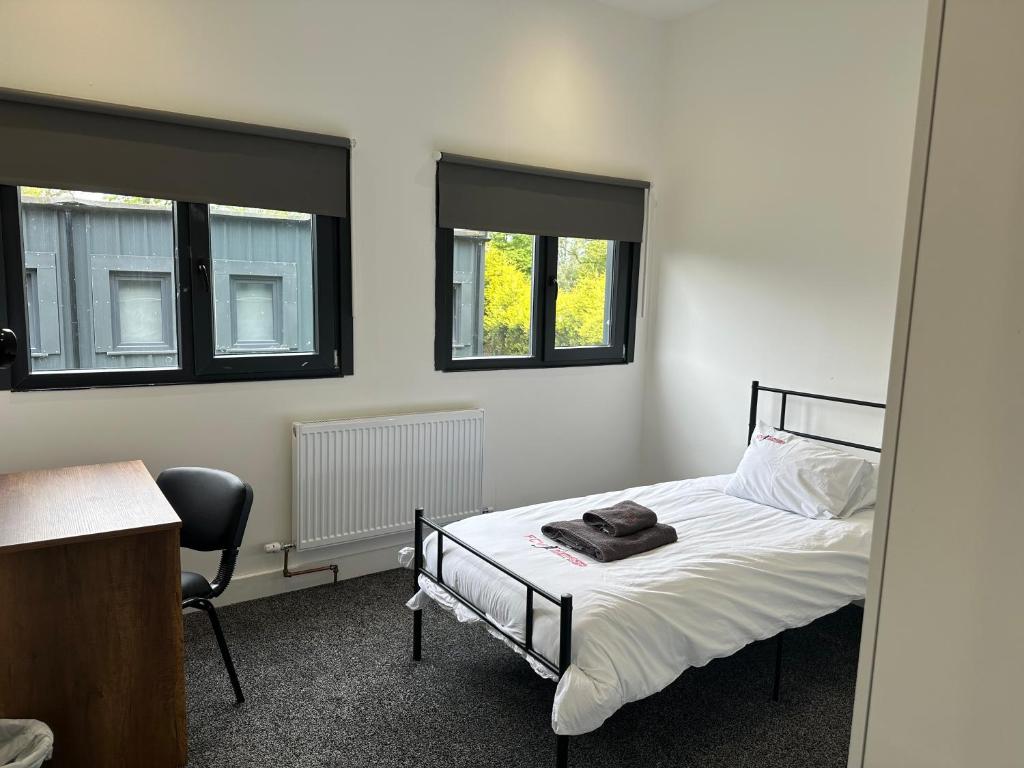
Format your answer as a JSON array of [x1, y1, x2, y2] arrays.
[[407, 474, 873, 736]]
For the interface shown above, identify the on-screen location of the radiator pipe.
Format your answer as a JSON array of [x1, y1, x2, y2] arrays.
[[280, 544, 339, 584]]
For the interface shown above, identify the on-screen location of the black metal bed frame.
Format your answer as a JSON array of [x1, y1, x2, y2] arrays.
[[412, 380, 885, 768], [748, 380, 885, 453]]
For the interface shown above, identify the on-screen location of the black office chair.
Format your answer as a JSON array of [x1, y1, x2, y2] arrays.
[[158, 467, 253, 706]]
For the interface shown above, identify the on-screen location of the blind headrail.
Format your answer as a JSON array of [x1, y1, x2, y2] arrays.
[[438, 152, 649, 190], [0, 87, 350, 217], [0, 87, 351, 149]]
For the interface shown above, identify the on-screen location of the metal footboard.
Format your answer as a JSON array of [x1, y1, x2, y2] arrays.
[[411, 507, 574, 768]]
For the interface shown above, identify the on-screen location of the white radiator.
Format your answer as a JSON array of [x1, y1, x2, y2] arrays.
[[292, 409, 485, 551]]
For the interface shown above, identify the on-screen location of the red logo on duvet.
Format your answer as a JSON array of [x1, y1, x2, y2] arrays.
[[525, 534, 588, 568], [757, 434, 786, 445]]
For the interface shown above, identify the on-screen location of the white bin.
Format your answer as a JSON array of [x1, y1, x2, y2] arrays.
[[0, 721, 53, 768]]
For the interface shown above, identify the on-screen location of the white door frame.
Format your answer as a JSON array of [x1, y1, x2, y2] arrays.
[[846, 1, 945, 765]]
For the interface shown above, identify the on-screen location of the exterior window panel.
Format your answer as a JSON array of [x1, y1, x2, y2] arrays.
[[108, 271, 174, 352], [21, 252, 61, 358], [451, 283, 464, 348], [23, 269, 40, 354], [116, 279, 165, 344], [230, 276, 283, 350], [116, 280, 164, 343]]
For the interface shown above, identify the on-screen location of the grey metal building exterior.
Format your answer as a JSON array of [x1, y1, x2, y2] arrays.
[[20, 194, 314, 372], [451, 230, 488, 358]]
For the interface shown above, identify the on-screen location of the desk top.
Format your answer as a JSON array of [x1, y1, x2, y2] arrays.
[[0, 460, 180, 553]]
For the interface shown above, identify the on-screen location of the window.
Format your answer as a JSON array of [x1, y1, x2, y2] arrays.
[[110, 271, 175, 353], [435, 155, 646, 371], [1, 187, 350, 390], [230, 277, 282, 350], [0, 88, 352, 391], [437, 230, 636, 369]]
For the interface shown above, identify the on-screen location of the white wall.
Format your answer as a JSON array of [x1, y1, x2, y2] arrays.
[[854, 1, 1024, 765], [0, 0, 667, 590], [0, 0, 934, 603], [642, 0, 928, 482]]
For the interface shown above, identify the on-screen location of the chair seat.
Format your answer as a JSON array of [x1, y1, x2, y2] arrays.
[[182, 570, 213, 601]]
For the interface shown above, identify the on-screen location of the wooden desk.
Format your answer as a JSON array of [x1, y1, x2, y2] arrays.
[[0, 461, 186, 767]]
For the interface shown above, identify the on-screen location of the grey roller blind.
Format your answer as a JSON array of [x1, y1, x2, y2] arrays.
[[437, 153, 648, 242], [0, 88, 349, 218]]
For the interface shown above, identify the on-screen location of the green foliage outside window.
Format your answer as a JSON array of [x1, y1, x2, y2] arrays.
[[480, 233, 611, 355], [555, 237, 611, 348], [481, 234, 533, 356]]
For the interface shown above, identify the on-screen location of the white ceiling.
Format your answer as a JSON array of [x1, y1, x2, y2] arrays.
[[593, 0, 721, 20]]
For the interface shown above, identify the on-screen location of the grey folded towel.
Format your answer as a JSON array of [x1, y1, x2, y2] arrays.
[[582, 500, 657, 536], [540, 519, 678, 563]]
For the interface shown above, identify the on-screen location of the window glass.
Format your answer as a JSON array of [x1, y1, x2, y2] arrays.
[[209, 204, 314, 356], [554, 237, 614, 349], [232, 278, 280, 347], [18, 187, 177, 372], [114, 275, 167, 346], [452, 229, 535, 359]]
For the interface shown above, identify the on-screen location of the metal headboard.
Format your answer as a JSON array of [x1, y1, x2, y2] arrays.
[[747, 380, 885, 453]]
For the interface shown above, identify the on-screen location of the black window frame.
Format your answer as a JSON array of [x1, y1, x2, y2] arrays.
[[0, 185, 353, 391], [434, 227, 641, 372]]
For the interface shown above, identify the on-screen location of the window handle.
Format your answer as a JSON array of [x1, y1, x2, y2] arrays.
[[197, 260, 211, 291]]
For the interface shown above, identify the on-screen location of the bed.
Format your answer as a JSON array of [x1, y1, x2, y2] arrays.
[[406, 382, 885, 767]]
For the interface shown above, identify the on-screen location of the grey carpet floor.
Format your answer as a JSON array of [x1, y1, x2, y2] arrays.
[[184, 568, 862, 768]]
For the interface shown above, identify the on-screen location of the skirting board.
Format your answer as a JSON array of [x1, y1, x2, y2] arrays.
[[194, 510, 481, 608]]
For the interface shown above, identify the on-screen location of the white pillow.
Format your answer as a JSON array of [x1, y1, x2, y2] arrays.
[[724, 421, 875, 520], [842, 459, 878, 515]]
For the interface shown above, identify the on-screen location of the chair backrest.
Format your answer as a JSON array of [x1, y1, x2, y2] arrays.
[[157, 467, 253, 553]]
